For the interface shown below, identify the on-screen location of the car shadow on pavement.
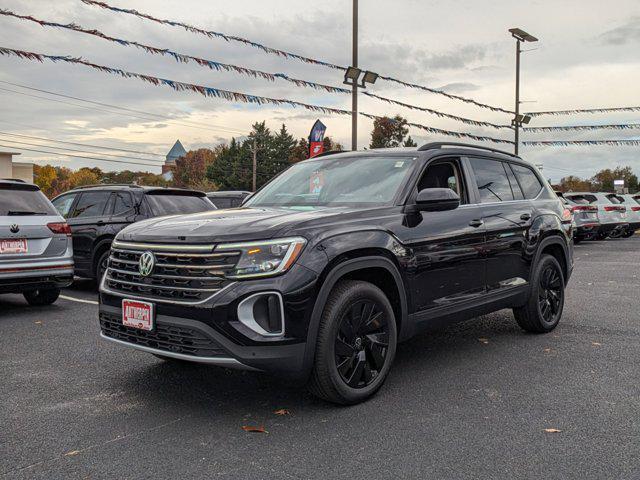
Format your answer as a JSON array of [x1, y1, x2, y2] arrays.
[[109, 310, 529, 415]]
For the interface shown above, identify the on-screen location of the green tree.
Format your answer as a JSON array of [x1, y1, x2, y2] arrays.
[[370, 115, 412, 149]]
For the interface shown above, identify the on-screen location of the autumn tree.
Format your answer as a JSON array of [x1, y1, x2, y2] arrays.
[[591, 166, 639, 192], [69, 167, 100, 188], [173, 148, 218, 191], [559, 175, 592, 192], [370, 115, 414, 149]]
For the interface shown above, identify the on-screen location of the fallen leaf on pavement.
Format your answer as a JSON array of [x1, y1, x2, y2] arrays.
[[543, 348, 551, 353], [592, 342, 602, 346], [64, 450, 80, 456], [274, 409, 290, 416], [543, 428, 561, 433], [242, 425, 267, 433], [35, 321, 42, 325], [478, 338, 489, 344]]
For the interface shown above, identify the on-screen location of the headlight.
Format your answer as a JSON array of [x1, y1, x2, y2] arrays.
[[216, 237, 307, 279]]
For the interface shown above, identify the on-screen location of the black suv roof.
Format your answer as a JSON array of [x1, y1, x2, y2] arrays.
[[312, 142, 523, 164], [64, 184, 206, 196]]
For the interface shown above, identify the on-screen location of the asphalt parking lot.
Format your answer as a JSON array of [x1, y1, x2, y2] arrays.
[[1, 237, 639, 480]]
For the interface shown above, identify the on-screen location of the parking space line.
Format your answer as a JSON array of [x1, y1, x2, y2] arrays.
[[59, 294, 98, 305]]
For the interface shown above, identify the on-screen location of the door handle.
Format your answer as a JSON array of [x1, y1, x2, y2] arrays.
[[469, 219, 484, 228], [520, 213, 532, 221]]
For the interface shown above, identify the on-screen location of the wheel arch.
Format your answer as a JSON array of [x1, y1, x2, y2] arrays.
[[92, 236, 114, 277], [301, 254, 408, 379], [535, 234, 570, 284]]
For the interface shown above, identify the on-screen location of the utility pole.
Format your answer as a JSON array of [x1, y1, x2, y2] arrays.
[[250, 136, 261, 192], [351, 0, 358, 151]]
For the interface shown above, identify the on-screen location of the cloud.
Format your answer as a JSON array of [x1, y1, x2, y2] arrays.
[[434, 82, 481, 93], [598, 17, 640, 45]]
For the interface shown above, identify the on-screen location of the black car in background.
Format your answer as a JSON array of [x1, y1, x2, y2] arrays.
[[52, 185, 216, 280], [206, 190, 251, 208]]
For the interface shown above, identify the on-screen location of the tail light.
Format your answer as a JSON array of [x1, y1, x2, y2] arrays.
[[47, 222, 72, 236], [571, 205, 590, 211], [561, 208, 572, 222], [632, 206, 640, 212], [604, 205, 624, 212]]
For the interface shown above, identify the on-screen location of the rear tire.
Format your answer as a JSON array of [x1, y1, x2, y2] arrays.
[[622, 229, 634, 238], [23, 287, 60, 306], [308, 280, 397, 405], [573, 236, 582, 245], [513, 254, 565, 333]]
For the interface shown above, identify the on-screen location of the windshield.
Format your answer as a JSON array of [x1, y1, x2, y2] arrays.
[[0, 184, 58, 216], [246, 156, 416, 208], [145, 193, 215, 215]]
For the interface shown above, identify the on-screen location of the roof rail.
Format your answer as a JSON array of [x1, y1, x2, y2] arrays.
[[71, 183, 143, 190], [417, 142, 519, 158], [310, 149, 342, 159]]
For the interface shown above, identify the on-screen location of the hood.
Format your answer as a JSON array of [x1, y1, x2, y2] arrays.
[[117, 206, 362, 244]]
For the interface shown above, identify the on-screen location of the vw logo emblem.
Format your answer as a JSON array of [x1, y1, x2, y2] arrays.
[[10, 224, 19, 233], [138, 251, 155, 277]]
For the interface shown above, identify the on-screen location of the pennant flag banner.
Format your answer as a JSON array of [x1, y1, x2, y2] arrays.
[[526, 107, 640, 117], [377, 75, 514, 115], [80, 0, 512, 115], [0, 46, 514, 146], [0, 9, 512, 130], [523, 140, 640, 147], [524, 123, 640, 132], [362, 91, 512, 130]]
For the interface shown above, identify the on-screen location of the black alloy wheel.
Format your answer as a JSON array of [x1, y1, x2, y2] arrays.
[[513, 253, 565, 333], [537, 264, 563, 325], [97, 250, 110, 281], [334, 299, 390, 389], [309, 280, 397, 405]]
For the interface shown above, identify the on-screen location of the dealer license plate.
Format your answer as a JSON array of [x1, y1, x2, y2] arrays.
[[122, 299, 154, 331], [0, 238, 27, 254]]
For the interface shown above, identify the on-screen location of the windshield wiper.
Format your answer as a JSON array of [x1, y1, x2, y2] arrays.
[[6, 210, 48, 216]]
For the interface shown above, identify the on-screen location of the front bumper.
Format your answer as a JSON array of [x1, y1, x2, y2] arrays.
[[98, 263, 319, 378]]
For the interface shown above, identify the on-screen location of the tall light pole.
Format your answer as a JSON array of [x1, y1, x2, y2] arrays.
[[509, 28, 537, 155], [351, 0, 358, 151]]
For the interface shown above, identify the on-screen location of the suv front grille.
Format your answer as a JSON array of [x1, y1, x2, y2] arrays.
[[103, 241, 239, 303], [100, 313, 226, 357]]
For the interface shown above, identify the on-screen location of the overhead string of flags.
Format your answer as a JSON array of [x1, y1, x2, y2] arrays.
[[0, 9, 511, 131], [0, 2, 636, 148], [0, 46, 515, 145], [79, 0, 514, 115]]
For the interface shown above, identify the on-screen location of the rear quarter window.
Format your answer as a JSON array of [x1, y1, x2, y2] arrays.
[[510, 164, 543, 199]]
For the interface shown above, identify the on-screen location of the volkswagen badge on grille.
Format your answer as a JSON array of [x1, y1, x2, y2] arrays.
[[10, 224, 19, 233], [138, 251, 155, 277]]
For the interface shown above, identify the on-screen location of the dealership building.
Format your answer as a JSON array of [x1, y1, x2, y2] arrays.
[[0, 151, 33, 183]]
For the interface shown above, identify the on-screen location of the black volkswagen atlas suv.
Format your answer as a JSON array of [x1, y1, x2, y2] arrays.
[[99, 142, 574, 405]]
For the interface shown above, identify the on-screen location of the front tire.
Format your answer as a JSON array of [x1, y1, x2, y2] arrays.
[[308, 280, 397, 405], [95, 249, 110, 281], [23, 287, 61, 306], [513, 254, 565, 333]]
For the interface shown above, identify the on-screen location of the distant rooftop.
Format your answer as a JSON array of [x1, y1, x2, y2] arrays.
[[0, 151, 20, 156], [165, 140, 187, 165]]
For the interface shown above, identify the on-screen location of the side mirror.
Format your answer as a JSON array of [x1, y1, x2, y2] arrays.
[[415, 188, 460, 212]]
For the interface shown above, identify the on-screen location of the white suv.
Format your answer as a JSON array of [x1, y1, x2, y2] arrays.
[[564, 192, 628, 239], [617, 193, 640, 237], [0, 180, 74, 305]]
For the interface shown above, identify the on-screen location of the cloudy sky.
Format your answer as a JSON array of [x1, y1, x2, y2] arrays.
[[0, 0, 639, 181]]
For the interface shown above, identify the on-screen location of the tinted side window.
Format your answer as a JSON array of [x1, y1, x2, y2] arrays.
[[113, 192, 135, 215], [51, 193, 77, 218], [470, 159, 514, 203], [70, 192, 110, 218], [504, 165, 524, 200], [511, 164, 543, 199], [210, 197, 232, 209]]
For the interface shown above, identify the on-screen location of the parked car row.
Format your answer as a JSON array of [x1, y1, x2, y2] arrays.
[[557, 191, 640, 243]]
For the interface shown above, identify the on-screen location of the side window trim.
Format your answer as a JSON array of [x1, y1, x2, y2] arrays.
[[410, 156, 470, 205], [505, 163, 525, 200]]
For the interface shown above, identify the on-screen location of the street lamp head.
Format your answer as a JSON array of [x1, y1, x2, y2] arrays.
[[362, 70, 378, 85], [509, 28, 538, 42], [522, 115, 532, 124], [343, 66, 362, 85]]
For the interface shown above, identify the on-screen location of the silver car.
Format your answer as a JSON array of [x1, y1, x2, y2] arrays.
[[0, 180, 74, 305], [564, 192, 628, 239], [617, 193, 640, 237]]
